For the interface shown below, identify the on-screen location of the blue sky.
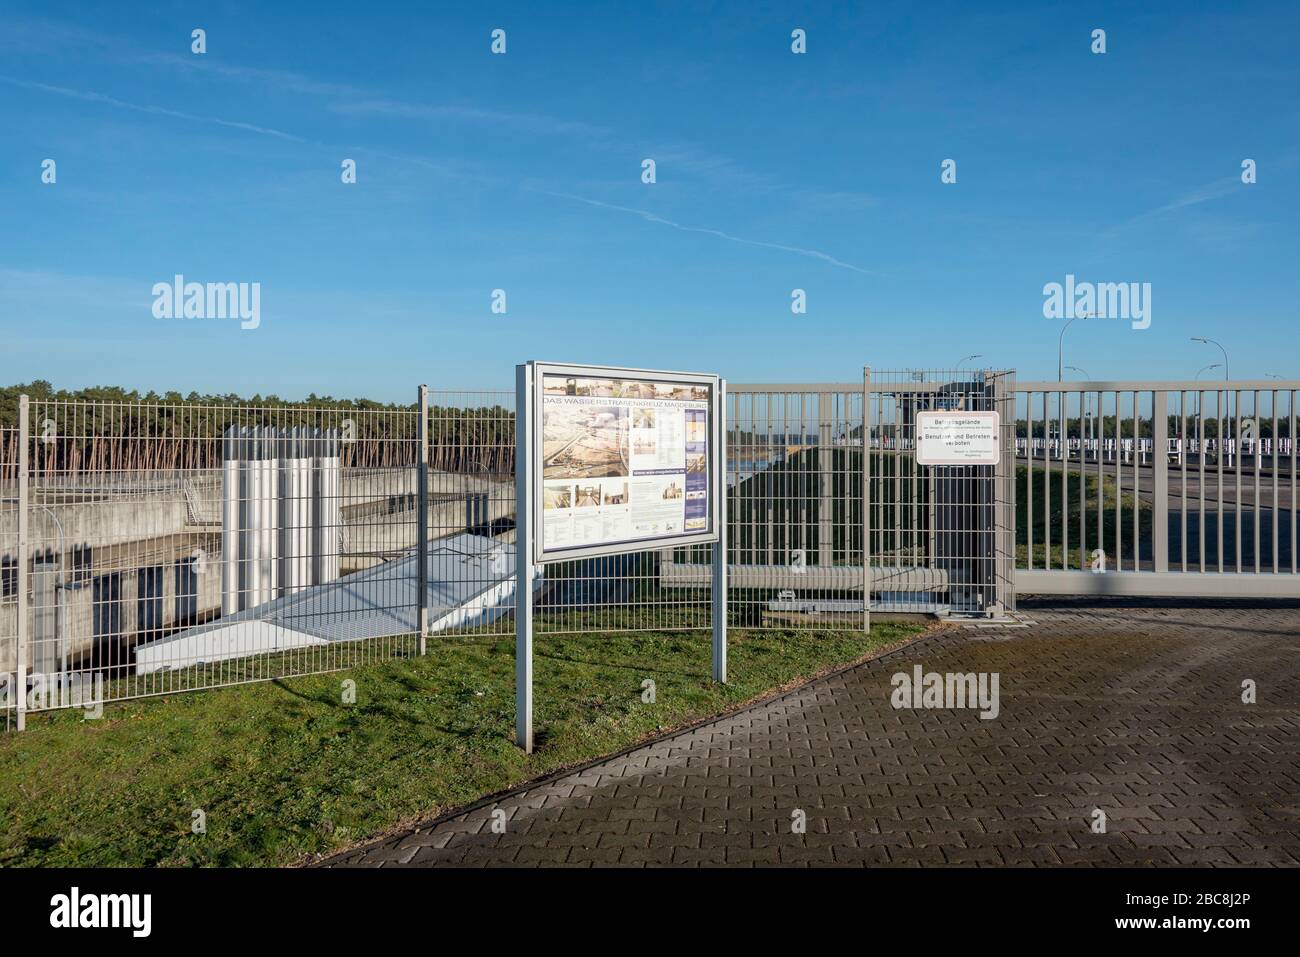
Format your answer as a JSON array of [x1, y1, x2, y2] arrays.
[[1, 1, 1297, 402]]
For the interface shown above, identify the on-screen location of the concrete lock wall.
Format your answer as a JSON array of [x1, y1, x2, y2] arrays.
[[1, 466, 514, 675], [343, 478, 513, 566], [0, 553, 224, 676]]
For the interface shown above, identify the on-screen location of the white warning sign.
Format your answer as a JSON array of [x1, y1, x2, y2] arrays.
[[915, 410, 1001, 466]]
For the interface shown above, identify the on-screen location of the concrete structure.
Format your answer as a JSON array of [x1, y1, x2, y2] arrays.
[[0, 468, 512, 676], [135, 532, 541, 674]]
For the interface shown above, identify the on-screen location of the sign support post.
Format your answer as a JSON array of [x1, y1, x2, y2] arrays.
[[712, 379, 727, 682], [416, 384, 429, 656], [515, 363, 535, 753], [514, 361, 723, 752], [16, 394, 29, 731]]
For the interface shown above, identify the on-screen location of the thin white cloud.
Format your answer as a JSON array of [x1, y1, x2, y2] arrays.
[[1111, 175, 1243, 234], [5, 18, 829, 211], [541, 191, 876, 275], [3, 19, 614, 144], [137, 55, 359, 100], [0, 76, 305, 141], [1147, 176, 1242, 215], [4, 19, 795, 194], [3, 22, 876, 275], [331, 97, 613, 141]]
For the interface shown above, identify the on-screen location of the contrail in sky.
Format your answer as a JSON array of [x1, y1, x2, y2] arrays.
[[1, 76, 304, 141], [541, 191, 876, 276]]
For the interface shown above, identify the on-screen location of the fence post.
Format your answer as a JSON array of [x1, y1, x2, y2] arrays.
[[862, 367, 871, 633], [514, 363, 534, 753], [817, 389, 833, 568], [16, 395, 29, 731], [1153, 390, 1169, 573], [712, 379, 727, 683], [417, 385, 429, 655], [994, 371, 1017, 613]]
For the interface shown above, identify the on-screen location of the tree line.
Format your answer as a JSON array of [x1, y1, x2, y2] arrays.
[[0, 381, 515, 476]]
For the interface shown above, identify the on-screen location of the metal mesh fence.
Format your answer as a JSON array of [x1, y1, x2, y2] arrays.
[[866, 370, 1017, 617], [3, 399, 421, 720], [0, 391, 716, 723], [664, 385, 866, 629], [428, 390, 711, 637], [0, 423, 17, 728], [5, 375, 1296, 722]]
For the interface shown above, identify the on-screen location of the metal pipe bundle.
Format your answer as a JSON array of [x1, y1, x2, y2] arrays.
[[220, 424, 342, 614]]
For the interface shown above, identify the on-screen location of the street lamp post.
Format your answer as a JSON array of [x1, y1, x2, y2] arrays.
[[1057, 312, 1097, 383], [1194, 363, 1221, 464], [1191, 337, 1229, 381], [1057, 318, 1077, 383], [1067, 365, 1092, 456]]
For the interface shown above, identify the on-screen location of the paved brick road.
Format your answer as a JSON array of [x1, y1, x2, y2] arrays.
[[324, 600, 1300, 867]]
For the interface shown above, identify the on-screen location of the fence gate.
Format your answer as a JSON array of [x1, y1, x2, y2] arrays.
[[866, 369, 1016, 618]]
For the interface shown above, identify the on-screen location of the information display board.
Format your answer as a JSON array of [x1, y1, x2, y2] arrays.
[[524, 362, 721, 563], [915, 410, 1001, 466], [514, 361, 728, 752]]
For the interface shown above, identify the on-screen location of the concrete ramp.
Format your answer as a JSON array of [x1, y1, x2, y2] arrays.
[[135, 533, 538, 674]]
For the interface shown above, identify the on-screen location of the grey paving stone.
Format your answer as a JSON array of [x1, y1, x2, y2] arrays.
[[321, 600, 1300, 868]]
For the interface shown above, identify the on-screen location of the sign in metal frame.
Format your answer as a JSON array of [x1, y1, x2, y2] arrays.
[[526, 361, 723, 563], [515, 361, 727, 752], [914, 410, 1001, 466]]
